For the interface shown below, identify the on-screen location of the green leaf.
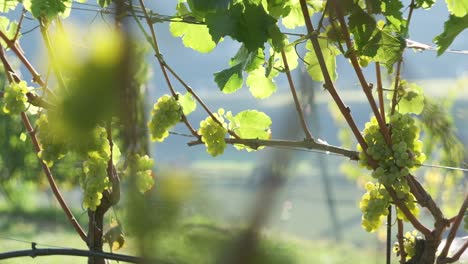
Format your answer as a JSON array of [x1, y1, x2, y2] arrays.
[[266, 0, 291, 18], [272, 39, 298, 71], [227, 109, 271, 150], [214, 64, 244, 93], [0, 16, 18, 49], [205, 10, 236, 43], [178, 92, 197, 115], [281, 0, 304, 29], [214, 46, 266, 94], [229, 2, 278, 52], [394, 82, 425, 115], [415, 0, 436, 9], [349, 7, 377, 51], [169, 22, 217, 53], [434, 14, 468, 55], [230, 46, 265, 73], [246, 67, 277, 99], [304, 39, 339, 82], [268, 23, 286, 52], [30, 0, 70, 19], [381, 0, 405, 32], [98, 0, 112, 8], [445, 0, 468, 17], [373, 26, 405, 72], [188, 0, 231, 14], [0, 0, 18, 12]]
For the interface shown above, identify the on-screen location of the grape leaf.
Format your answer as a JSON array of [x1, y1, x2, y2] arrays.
[[281, 0, 304, 29], [349, 7, 377, 52], [188, 0, 231, 15], [268, 23, 286, 52], [434, 14, 468, 56], [381, 0, 405, 32], [445, 0, 468, 17], [0, 0, 18, 12], [396, 82, 425, 115], [30, 0, 70, 19], [206, 2, 278, 52], [246, 67, 277, 99], [214, 64, 244, 93], [227, 109, 271, 150], [373, 26, 405, 72], [0, 16, 18, 49], [304, 39, 339, 82], [169, 22, 217, 53], [271, 40, 298, 71], [232, 47, 265, 73], [214, 46, 265, 94], [415, 0, 435, 9], [178, 92, 197, 115], [205, 10, 236, 43], [98, 0, 112, 8], [266, 0, 291, 18]]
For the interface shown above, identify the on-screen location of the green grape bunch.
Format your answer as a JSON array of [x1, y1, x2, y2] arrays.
[[148, 95, 183, 142], [393, 231, 421, 261], [358, 113, 424, 232], [36, 114, 68, 167], [2, 81, 29, 115], [81, 152, 111, 211], [359, 182, 391, 232], [358, 113, 426, 185], [124, 154, 155, 194], [199, 111, 228, 157]]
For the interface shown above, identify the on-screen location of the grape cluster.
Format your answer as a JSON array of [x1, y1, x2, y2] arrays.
[[199, 111, 227, 157], [37, 112, 112, 210], [2, 81, 29, 115], [359, 182, 391, 232], [148, 95, 183, 142], [79, 127, 111, 211], [358, 113, 425, 231], [125, 154, 155, 193], [36, 114, 67, 167], [358, 113, 426, 185], [393, 231, 420, 261], [81, 152, 111, 211]]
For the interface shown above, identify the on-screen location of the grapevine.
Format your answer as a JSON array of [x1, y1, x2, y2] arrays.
[[148, 95, 183, 142], [2, 81, 29, 115], [199, 110, 228, 157]]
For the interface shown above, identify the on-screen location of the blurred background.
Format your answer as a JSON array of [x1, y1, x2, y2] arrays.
[[0, 1, 467, 263]]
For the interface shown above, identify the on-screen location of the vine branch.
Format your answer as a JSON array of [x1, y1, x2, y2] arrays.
[[188, 137, 359, 160], [298, 0, 368, 154], [329, 0, 391, 145], [281, 49, 314, 140], [437, 195, 468, 262]]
